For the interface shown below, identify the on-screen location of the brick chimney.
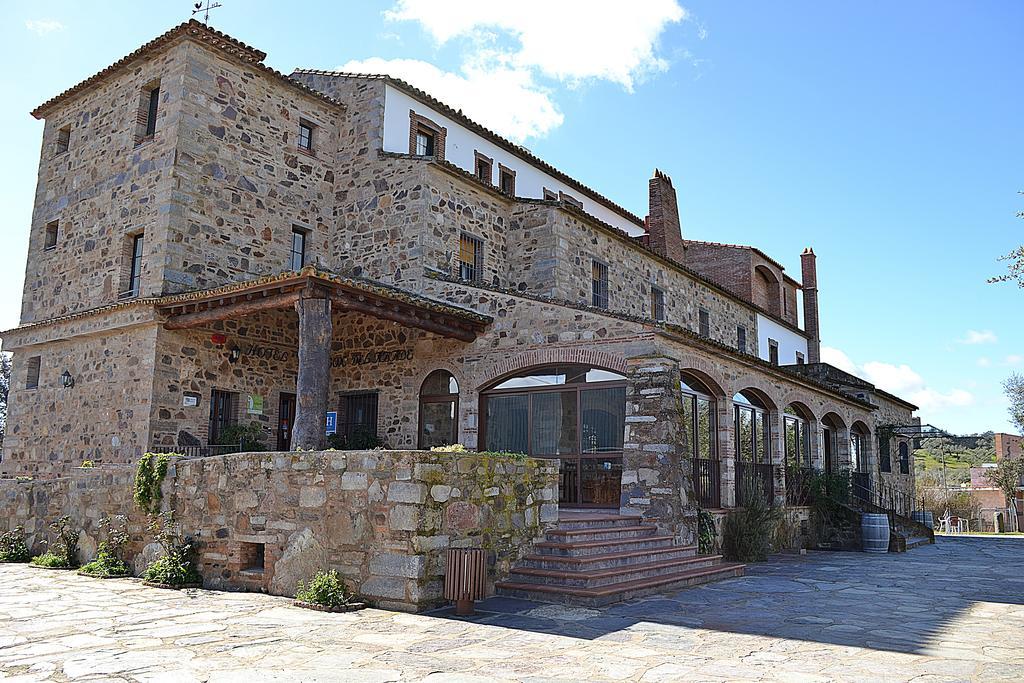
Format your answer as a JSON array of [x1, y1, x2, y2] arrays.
[[800, 247, 821, 363], [645, 169, 686, 264]]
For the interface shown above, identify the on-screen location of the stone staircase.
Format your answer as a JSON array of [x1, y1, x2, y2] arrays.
[[495, 513, 745, 606]]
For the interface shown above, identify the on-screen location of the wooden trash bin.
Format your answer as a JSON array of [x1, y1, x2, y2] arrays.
[[444, 548, 487, 616]]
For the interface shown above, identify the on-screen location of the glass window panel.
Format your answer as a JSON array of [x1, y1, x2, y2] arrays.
[[680, 393, 695, 459], [697, 397, 713, 460], [422, 370, 457, 396], [736, 406, 754, 462], [581, 387, 625, 453], [756, 410, 769, 463], [419, 401, 456, 449], [485, 395, 528, 454], [531, 391, 578, 456]]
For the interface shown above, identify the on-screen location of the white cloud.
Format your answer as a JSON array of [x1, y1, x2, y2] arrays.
[[822, 347, 975, 414], [977, 356, 992, 367], [1005, 354, 1023, 365], [25, 19, 65, 36], [959, 329, 998, 345], [821, 346, 857, 374], [384, 0, 686, 91], [339, 56, 563, 141]]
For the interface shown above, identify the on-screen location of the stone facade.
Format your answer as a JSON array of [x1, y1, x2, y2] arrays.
[[0, 450, 558, 611], [2, 20, 919, 556]]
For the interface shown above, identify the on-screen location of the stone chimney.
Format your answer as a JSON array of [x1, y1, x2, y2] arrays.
[[645, 169, 686, 264], [800, 247, 821, 363]]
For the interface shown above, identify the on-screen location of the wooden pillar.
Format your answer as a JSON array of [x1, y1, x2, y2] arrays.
[[292, 296, 332, 450]]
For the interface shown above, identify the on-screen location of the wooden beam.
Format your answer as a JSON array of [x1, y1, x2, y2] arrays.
[[333, 295, 478, 342], [163, 291, 302, 329]]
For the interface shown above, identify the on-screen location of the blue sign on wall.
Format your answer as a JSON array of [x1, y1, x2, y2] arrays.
[[325, 411, 338, 435]]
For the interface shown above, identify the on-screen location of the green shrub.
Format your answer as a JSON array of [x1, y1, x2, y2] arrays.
[[721, 478, 782, 562], [81, 460, 95, 468], [134, 452, 172, 514], [326, 426, 387, 451], [80, 516, 131, 577], [216, 422, 267, 452], [696, 508, 718, 555], [0, 527, 31, 563], [295, 569, 353, 607], [29, 516, 79, 568], [809, 470, 853, 545], [142, 512, 201, 586]]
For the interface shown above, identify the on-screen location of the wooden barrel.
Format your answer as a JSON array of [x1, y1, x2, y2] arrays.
[[911, 511, 934, 529], [861, 513, 890, 553]]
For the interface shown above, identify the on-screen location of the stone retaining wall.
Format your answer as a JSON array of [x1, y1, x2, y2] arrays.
[[0, 449, 559, 612]]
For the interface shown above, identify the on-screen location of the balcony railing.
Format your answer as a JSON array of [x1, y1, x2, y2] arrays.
[[692, 458, 721, 509], [736, 462, 774, 507]]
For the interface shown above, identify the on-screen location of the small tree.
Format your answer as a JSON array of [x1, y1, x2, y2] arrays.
[[1004, 374, 1024, 435], [0, 353, 10, 446], [986, 459, 1024, 533]]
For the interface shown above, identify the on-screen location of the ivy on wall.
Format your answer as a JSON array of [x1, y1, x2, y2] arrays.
[[133, 453, 173, 515]]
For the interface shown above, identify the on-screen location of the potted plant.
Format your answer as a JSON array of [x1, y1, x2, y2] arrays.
[[141, 512, 203, 589], [0, 526, 31, 563], [29, 516, 80, 569], [79, 515, 131, 578], [293, 570, 365, 612]]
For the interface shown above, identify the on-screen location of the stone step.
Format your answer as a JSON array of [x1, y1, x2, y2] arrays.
[[554, 514, 644, 531], [534, 535, 676, 557], [507, 555, 726, 589], [496, 562, 746, 607], [905, 536, 932, 549], [545, 524, 660, 542], [520, 545, 699, 571]]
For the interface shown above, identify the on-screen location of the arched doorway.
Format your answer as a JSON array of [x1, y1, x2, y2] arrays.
[[850, 421, 871, 500], [784, 403, 814, 505], [681, 373, 719, 508], [733, 390, 773, 506], [821, 412, 847, 476], [418, 370, 459, 449], [480, 364, 626, 507]]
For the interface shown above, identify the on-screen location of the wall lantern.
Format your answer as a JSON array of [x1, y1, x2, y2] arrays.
[[60, 370, 75, 388], [228, 346, 241, 364], [210, 333, 227, 347]]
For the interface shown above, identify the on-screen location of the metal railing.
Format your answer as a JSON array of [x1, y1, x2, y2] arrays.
[[692, 458, 721, 508], [850, 476, 915, 519], [150, 442, 246, 458], [736, 462, 774, 507]]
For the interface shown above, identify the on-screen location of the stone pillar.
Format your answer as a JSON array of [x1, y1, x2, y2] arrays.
[[292, 296, 332, 450], [718, 397, 736, 508], [620, 356, 693, 544]]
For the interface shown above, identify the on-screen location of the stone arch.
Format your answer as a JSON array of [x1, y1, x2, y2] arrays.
[[678, 366, 728, 399], [478, 347, 629, 390], [727, 376, 782, 411], [754, 265, 781, 316]]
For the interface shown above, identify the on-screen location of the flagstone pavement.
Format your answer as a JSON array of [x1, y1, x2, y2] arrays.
[[1, 536, 1022, 682]]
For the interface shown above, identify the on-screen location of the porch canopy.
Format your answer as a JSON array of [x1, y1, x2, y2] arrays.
[[156, 268, 491, 449]]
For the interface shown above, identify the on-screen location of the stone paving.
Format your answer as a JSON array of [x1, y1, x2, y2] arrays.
[[1, 536, 1022, 682]]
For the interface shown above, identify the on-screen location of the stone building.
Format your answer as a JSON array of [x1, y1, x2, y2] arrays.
[[2, 20, 919, 543]]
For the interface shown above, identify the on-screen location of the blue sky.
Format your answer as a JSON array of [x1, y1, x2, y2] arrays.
[[1, 1, 1021, 434]]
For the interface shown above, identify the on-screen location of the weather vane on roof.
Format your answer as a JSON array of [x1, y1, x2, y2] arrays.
[[192, 1, 223, 24]]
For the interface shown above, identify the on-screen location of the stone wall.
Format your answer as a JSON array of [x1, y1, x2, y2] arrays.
[[0, 449, 559, 612]]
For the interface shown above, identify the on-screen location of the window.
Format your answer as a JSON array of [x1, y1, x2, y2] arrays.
[[784, 406, 812, 469], [650, 286, 666, 322], [123, 233, 144, 298], [880, 437, 892, 472], [481, 365, 626, 506], [543, 188, 558, 201], [458, 233, 484, 282], [25, 356, 41, 390], [55, 125, 70, 156], [290, 227, 307, 271], [734, 391, 772, 505], [419, 370, 460, 449], [298, 121, 314, 152], [209, 389, 238, 445], [415, 130, 434, 156], [698, 308, 710, 337], [796, 351, 805, 365], [898, 441, 910, 474], [499, 165, 516, 195], [737, 326, 747, 354], [768, 339, 779, 365], [240, 542, 265, 573], [135, 81, 161, 145], [682, 375, 718, 507], [851, 429, 866, 472], [145, 86, 160, 137], [44, 221, 59, 251], [559, 192, 583, 209], [591, 260, 609, 309], [474, 152, 493, 184], [341, 392, 379, 445], [409, 112, 446, 159]]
